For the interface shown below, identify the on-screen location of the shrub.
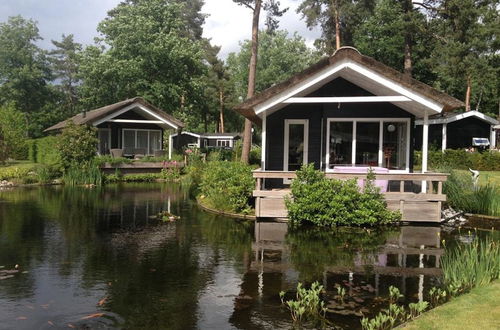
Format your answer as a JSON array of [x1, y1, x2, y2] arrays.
[[0, 166, 33, 181], [199, 161, 254, 214], [249, 145, 261, 165], [0, 104, 27, 163], [58, 122, 98, 169], [414, 150, 500, 171], [286, 164, 400, 227], [28, 136, 61, 165]]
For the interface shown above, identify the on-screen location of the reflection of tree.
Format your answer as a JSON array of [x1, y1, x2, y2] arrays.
[[197, 210, 253, 262], [286, 227, 399, 282], [0, 195, 46, 298]]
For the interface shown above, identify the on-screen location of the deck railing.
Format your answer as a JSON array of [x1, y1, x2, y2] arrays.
[[252, 170, 449, 222]]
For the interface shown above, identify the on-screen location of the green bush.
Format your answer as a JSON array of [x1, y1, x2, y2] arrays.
[[199, 161, 254, 214], [415, 150, 500, 171], [286, 164, 400, 227], [0, 166, 33, 180], [0, 104, 27, 163], [58, 122, 98, 169], [27, 136, 61, 165], [249, 145, 261, 165]]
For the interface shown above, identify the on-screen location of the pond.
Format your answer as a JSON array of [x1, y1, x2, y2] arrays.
[[0, 184, 497, 329]]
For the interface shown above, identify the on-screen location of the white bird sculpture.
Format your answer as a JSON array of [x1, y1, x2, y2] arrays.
[[469, 168, 480, 189]]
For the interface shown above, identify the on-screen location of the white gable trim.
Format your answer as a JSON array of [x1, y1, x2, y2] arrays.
[[93, 102, 179, 129], [415, 110, 499, 126], [254, 60, 444, 117], [205, 135, 237, 139], [169, 131, 201, 138], [283, 96, 412, 103]]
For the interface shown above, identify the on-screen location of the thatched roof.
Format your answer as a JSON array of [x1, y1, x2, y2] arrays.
[[45, 97, 184, 132], [234, 47, 464, 125]]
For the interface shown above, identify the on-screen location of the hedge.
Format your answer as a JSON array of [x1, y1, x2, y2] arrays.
[[27, 136, 61, 165], [414, 150, 500, 171]]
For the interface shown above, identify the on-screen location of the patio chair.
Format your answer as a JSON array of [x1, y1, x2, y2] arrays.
[[110, 149, 124, 158], [133, 148, 146, 160]]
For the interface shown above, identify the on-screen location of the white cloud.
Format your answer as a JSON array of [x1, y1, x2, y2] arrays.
[[202, 0, 321, 59], [0, 0, 320, 59]]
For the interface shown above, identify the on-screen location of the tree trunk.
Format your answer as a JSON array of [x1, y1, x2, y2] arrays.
[[241, 0, 262, 164], [334, 0, 341, 51], [465, 75, 471, 112], [219, 89, 225, 133], [403, 0, 413, 77]]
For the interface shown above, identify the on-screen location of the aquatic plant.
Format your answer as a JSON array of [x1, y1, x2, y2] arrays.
[[62, 161, 103, 186], [279, 281, 328, 327], [336, 285, 346, 304], [361, 311, 394, 330], [441, 235, 500, 295], [408, 301, 428, 319], [428, 287, 447, 307], [388, 286, 403, 304]]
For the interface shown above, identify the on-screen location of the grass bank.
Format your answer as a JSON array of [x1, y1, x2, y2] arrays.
[[402, 281, 500, 330]]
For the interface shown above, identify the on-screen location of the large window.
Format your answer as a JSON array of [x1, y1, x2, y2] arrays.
[[216, 139, 231, 147], [122, 129, 162, 155], [327, 119, 410, 171]]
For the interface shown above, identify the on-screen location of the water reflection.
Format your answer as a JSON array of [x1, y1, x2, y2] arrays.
[[0, 185, 495, 329]]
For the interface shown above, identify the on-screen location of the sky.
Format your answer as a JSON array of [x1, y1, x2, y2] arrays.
[[0, 0, 320, 59]]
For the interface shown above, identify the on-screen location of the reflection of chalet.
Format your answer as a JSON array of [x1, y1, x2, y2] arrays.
[[235, 47, 464, 222]]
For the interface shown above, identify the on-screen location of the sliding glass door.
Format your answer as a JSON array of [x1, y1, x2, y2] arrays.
[[122, 129, 162, 155], [327, 119, 410, 171]]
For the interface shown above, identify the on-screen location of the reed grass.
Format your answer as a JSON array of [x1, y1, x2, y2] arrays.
[[444, 171, 500, 217], [441, 236, 500, 296], [62, 161, 103, 186]]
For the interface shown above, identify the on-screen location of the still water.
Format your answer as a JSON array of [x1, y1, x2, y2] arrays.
[[0, 184, 495, 329]]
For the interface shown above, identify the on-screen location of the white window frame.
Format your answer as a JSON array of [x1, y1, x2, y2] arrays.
[[216, 139, 231, 147], [325, 118, 411, 173], [97, 128, 111, 155], [121, 128, 162, 156], [284, 119, 309, 183]]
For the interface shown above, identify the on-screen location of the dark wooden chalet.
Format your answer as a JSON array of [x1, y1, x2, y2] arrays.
[[414, 110, 498, 150], [234, 47, 464, 222], [168, 131, 241, 156], [45, 97, 183, 157]]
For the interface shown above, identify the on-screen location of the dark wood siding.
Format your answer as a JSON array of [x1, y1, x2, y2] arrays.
[[172, 134, 198, 151], [448, 117, 491, 149], [414, 117, 492, 150], [265, 78, 415, 172]]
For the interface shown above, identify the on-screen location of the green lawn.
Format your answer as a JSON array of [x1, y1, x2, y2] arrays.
[[451, 170, 500, 187], [402, 281, 500, 330], [0, 160, 36, 170]]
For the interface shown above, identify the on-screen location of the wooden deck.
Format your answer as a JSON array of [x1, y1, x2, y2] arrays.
[[100, 161, 184, 175], [253, 170, 448, 222]]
